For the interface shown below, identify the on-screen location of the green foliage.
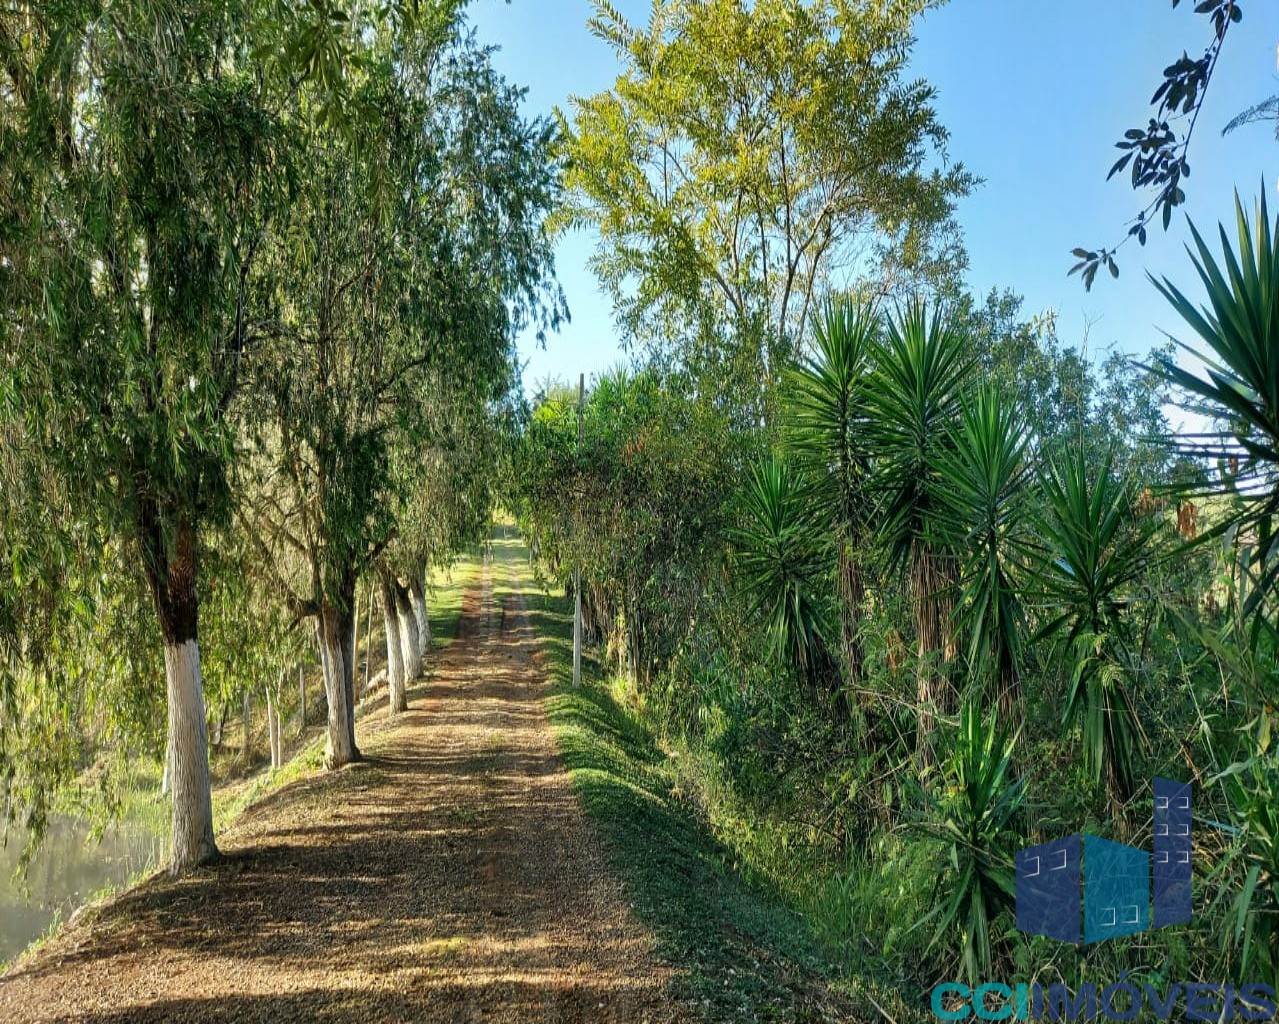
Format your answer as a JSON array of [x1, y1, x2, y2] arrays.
[[936, 387, 1032, 709], [1034, 446, 1152, 799], [918, 699, 1024, 985], [1213, 755, 1279, 987], [781, 298, 878, 689], [731, 458, 832, 688], [868, 300, 974, 577], [783, 299, 878, 530], [1154, 190, 1279, 990], [1154, 191, 1279, 618], [516, 366, 744, 687], [0, 1, 550, 862], [560, 0, 971, 416], [238, 19, 557, 619], [1074, 0, 1246, 284]]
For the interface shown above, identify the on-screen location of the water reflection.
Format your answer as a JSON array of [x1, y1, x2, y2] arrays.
[[0, 816, 163, 966]]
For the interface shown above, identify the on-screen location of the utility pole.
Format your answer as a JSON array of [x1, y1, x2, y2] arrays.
[[573, 372, 583, 688]]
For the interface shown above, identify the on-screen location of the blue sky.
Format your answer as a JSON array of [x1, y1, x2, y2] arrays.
[[468, 0, 1279, 399]]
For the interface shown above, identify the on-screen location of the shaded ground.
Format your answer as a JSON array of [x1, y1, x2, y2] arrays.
[[514, 541, 865, 1024], [0, 547, 679, 1023]]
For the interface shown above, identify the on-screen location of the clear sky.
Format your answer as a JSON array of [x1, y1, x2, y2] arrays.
[[468, 0, 1279, 397]]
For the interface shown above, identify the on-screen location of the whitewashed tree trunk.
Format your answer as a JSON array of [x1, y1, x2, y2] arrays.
[[362, 581, 374, 694], [265, 689, 274, 769], [410, 576, 430, 651], [340, 601, 357, 754], [381, 572, 407, 713], [242, 688, 252, 762], [164, 639, 217, 871], [160, 734, 174, 797], [266, 684, 282, 770], [396, 584, 420, 681], [319, 606, 359, 768]]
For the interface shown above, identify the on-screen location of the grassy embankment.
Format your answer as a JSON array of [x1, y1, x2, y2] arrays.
[[492, 531, 879, 1023]]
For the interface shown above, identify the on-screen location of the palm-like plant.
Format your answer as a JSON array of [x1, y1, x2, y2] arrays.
[[920, 697, 1024, 985], [1152, 191, 1279, 618], [1153, 191, 1279, 989], [868, 299, 973, 757], [732, 457, 834, 696], [937, 387, 1033, 715], [783, 298, 878, 688], [1034, 445, 1151, 800]]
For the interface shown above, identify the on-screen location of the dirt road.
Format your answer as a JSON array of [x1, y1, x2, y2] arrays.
[[0, 552, 680, 1023]]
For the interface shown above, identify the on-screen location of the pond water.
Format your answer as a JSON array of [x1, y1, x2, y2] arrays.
[[0, 816, 163, 967]]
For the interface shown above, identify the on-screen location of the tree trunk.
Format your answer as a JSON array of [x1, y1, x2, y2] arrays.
[[351, 586, 360, 677], [242, 688, 252, 762], [274, 688, 283, 767], [298, 663, 306, 735], [838, 537, 867, 690], [318, 603, 360, 769], [573, 567, 582, 687], [410, 575, 430, 651], [210, 701, 228, 751], [340, 590, 357, 754], [265, 688, 277, 770], [160, 734, 174, 797], [381, 571, 407, 713], [396, 583, 420, 681], [162, 637, 218, 871], [362, 579, 374, 693], [913, 544, 957, 766], [140, 512, 218, 875]]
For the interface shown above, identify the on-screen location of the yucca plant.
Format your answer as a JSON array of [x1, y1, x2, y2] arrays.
[[936, 387, 1033, 716], [1152, 191, 1279, 621], [919, 697, 1024, 985], [1034, 445, 1151, 800], [867, 299, 974, 757], [732, 456, 835, 698], [783, 297, 878, 688], [1152, 191, 1279, 990]]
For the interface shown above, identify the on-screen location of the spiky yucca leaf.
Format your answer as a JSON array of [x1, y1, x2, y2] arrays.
[[731, 457, 831, 681], [1034, 446, 1151, 796], [936, 387, 1032, 712], [919, 697, 1024, 985], [783, 296, 878, 686], [868, 299, 974, 575], [1152, 190, 1279, 616], [784, 297, 878, 524]]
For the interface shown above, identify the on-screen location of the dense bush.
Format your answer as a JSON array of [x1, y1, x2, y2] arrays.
[[516, 198, 1279, 1009]]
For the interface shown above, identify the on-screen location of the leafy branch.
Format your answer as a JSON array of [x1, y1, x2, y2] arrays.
[[1071, 0, 1241, 290]]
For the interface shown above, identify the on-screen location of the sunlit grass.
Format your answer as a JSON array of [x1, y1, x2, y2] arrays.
[[493, 530, 856, 1021]]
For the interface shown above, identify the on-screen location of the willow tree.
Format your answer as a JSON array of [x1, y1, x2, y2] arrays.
[[0, 0, 288, 871], [560, 0, 971, 416], [237, 20, 561, 759]]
